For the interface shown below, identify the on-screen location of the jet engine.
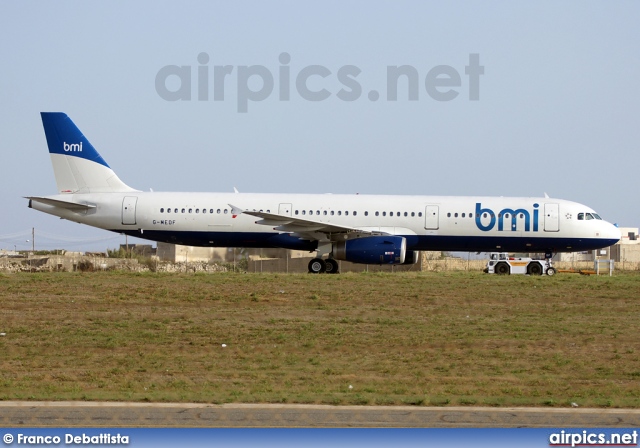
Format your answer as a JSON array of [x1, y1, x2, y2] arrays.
[[332, 236, 407, 264], [402, 250, 420, 265]]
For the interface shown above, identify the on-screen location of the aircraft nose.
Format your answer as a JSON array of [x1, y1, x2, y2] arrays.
[[602, 222, 622, 244]]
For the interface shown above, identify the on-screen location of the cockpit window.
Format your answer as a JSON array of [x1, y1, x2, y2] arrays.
[[578, 213, 584, 220], [593, 213, 602, 220], [586, 213, 594, 220]]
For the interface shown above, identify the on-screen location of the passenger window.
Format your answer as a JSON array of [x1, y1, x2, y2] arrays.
[[375, 211, 379, 216], [323, 211, 327, 215], [353, 211, 357, 216], [390, 212, 393, 217], [331, 211, 335, 216], [454, 213, 458, 218], [160, 208, 164, 213], [418, 212, 422, 217], [217, 209, 221, 214], [295, 210, 299, 215], [382, 212, 386, 216], [210, 209, 214, 214], [447, 213, 451, 217], [167, 208, 171, 213], [469, 213, 473, 218], [364, 211, 368, 216], [182, 208, 186, 213], [302, 210, 306, 215], [345, 211, 349, 216], [224, 209, 228, 214], [338, 211, 342, 216], [411, 212, 415, 217], [174, 208, 178, 213], [196, 209, 199, 213]]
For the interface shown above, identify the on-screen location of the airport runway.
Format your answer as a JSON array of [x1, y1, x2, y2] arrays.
[[1, 402, 639, 427]]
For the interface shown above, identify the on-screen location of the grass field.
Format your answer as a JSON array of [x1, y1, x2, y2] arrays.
[[1, 271, 639, 407]]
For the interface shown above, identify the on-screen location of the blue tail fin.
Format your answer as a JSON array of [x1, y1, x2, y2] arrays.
[[41, 113, 137, 194]]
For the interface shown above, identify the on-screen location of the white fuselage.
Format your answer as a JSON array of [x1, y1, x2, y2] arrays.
[[30, 191, 622, 254]]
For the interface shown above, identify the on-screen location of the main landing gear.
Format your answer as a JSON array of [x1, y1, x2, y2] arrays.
[[308, 258, 340, 274]]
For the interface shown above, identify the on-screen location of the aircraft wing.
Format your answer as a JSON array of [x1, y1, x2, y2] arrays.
[[229, 204, 388, 241]]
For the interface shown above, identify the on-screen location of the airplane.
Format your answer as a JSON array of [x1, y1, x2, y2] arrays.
[[28, 112, 621, 274]]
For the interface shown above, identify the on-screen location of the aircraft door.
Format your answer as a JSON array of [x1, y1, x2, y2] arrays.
[[279, 203, 292, 217], [424, 205, 439, 230], [544, 203, 559, 232], [122, 196, 138, 225]]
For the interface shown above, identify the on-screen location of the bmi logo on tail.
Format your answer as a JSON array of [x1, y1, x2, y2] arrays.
[[63, 142, 83, 152]]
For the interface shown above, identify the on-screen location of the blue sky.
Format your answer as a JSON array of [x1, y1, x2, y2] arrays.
[[1, 1, 638, 251]]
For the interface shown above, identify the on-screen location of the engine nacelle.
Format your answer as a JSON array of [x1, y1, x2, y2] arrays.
[[402, 250, 420, 265], [333, 236, 407, 265]]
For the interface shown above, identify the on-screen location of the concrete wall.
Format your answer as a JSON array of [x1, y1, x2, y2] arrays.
[[611, 244, 640, 264], [247, 257, 423, 274], [0, 255, 229, 273], [0, 255, 141, 273], [4, 248, 640, 274]]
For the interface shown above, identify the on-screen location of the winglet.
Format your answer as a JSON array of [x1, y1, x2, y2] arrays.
[[228, 204, 244, 219]]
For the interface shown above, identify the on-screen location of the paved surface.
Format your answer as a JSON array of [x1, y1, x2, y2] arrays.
[[1, 402, 639, 427]]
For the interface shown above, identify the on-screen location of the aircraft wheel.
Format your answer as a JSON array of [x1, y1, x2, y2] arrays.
[[546, 267, 556, 276], [495, 262, 510, 275], [325, 259, 340, 274], [528, 262, 543, 276], [308, 258, 326, 274]]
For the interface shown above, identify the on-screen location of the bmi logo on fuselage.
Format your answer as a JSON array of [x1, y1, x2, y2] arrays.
[[63, 142, 83, 152], [475, 202, 539, 232]]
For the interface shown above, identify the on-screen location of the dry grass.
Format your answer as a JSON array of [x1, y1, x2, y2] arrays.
[[1, 271, 639, 407]]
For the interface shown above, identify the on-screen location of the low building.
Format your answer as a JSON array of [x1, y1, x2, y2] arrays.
[[610, 227, 640, 264], [157, 243, 226, 263]]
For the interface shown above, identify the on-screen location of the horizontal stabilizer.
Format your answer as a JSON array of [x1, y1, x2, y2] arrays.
[[26, 196, 96, 211]]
